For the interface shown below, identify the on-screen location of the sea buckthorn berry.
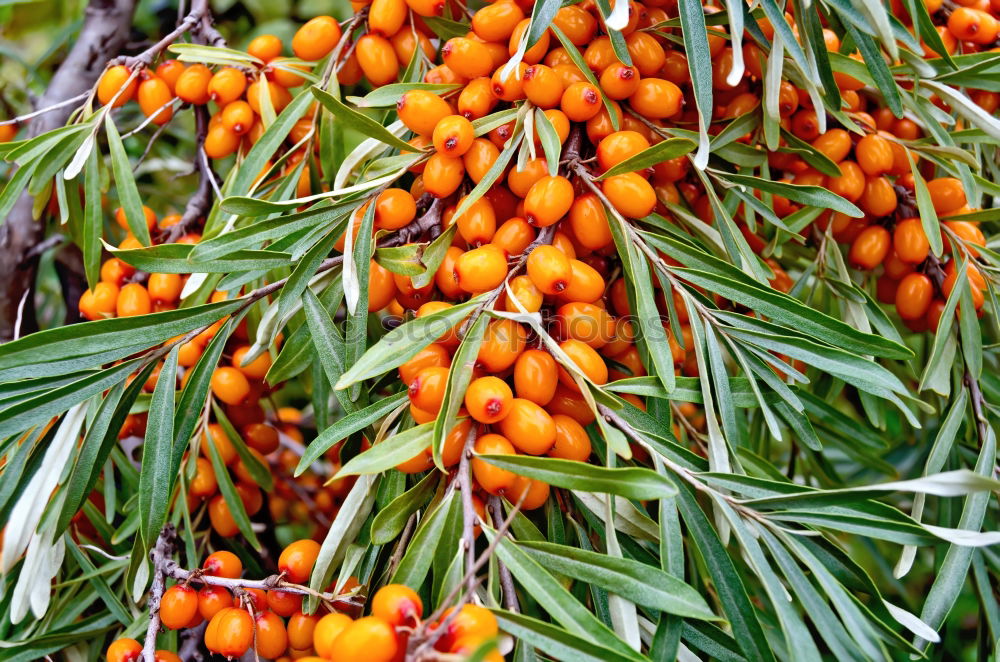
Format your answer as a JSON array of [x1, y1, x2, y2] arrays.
[[153, 651, 181, 662], [943, 260, 986, 310], [278, 539, 321, 584], [211, 366, 250, 405], [175, 63, 211, 104], [825, 161, 865, 203], [156, 60, 185, 90], [629, 78, 682, 119], [945, 220, 986, 257], [207, 67, 247, 106], [214, 607, 254, 658], [492, 62, 527, 101], [314, 613, 354, 658], [860, 176, 898, 218], [160, 585, 198, 629], [107, 638, 142, 662], [458, 77, 499, 120], [231, 345, 271, 380], [137, 75, 173, 125], [509, 474, 550, 509], [115, 204, 156, 231], [597, 130, 650, 172], [372, 584, 424, 627], [442, 37, 494, 79], [848, 225, 891, 270], [374, 188, 417, 230], [508, 157, 548, 198], [948, 7, 996, 43], [98, 65, 137, 107], [556, 301, 614, 348], [369, 260, 398, 312], [254, 610, 289, 659], [244, 422, 280, 454], [267, 590, 303, 618], [330, 616, 398, 662], [893, 218, 931, 264], [423, 153, 466, 198], [855, 134, 894, 177], [268, 57, 309, 88], [477, 318, 527, 372], [492, 217, 535, 256], [509, 17, 550, 64], [116, 283, 151, 317], [202, 424, 237, 465], [456, 244, 508, 293], [435, 247, 466, 299], [456, 195, 497, 245], [927, 177, 967, 214], [100, 257, 134, 285], [471, 433, 518, 494], [498, 398, 556, 454], [79, 282, 119, 320], [522, 64, 565, 109], [524, 175, 574, 227], [896, 273, 934, 321], [473, 0, 526, 41], [221, 100, 255, 135], [406, 0, 445, 17], [190, 457, 218, 498], [357, 34, 400, 85], [561, 81, 603, 122], [514, 349, 558, 406], [369, 0, 408, 36], [392, 28, 436, 65], [248, 34, 283, 61], [293, 16, 342, 61], [287, 611, 320, 650], [203, 550, 242, 579], [398, 91, 453, 136], [440, 604, 499, 650], [465, 375, 514, 423], [247, 79, 292, 114], [568, 193, 613, 250], [408, 365, 450, 413], [600, 62, 640, 100], [549, 414, 592, 461], [558, 338, 609, 389], [603, 172, 656, 219], [527, 245, 571, 294], [147, 273, 182, 303], [506, 274, 544, 312], [198, 585, 234, 621], [204, 124, 240, 159], [464, 138, 501, 183], [811, 129, 852, 163], [433, 115, 475, 157], [554, 4, 598, 45], [426, 63, 466, 85]]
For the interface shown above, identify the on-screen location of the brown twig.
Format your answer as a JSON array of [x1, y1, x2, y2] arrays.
[[488, 496, 519, 613], [142, 526, 176, 662], [457, 425, 480, 597], [166, 105, 216, 241]]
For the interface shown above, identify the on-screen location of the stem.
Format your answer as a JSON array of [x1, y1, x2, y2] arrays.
[[488, 496, 519, 613], [0, 93, 89, 126], [142, 527, 175, 662], [458, 425, 480, 597]]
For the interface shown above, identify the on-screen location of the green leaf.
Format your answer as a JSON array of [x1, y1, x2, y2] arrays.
[[677, 0, 713, 168], [477, 455, 676, 499], [295, 392, 407, 475], [204, 405, 261, 549], [844, 24, 903, 117], [493, 534, 644, 659], [534, 108, 562, 177], [353, 82, 462, 107], [0, 300, 242, 380], [371, 471, 439, 545], [392, 490, 457, 587], [432, 314, 486, 470], [716, 171, 863, 218], [82, 149, 101, 289], [231, 87, 314, 198], [104, 115, 150, 246], [596, 139, 696, 180], [335, 296, 482, 389], [519, 540, 716, 619], [312, 86, 415, 153], [112, 243, 291, 273], [492, 611, 646, 662], [335, 423, 434, 477], [137, 347, 178, 547]]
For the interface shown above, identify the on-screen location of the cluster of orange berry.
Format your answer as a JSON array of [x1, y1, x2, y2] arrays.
[[107, 544, 501, 661]]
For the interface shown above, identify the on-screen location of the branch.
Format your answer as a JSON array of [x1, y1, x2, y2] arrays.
[[458, 425, 480, 597], [165, 106, 216, 242], [488, 496, 519, 613], [142, 527, 176, 662]]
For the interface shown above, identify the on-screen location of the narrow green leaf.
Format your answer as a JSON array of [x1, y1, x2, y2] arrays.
[[137, 347, 178, 547], [104, 115, 150, 245], [478, 455, 676, 499], [312, 86, 414, 152], [371, 471, 439, 545], [296, 392, 407, 475], [336, 423, 434, 477]]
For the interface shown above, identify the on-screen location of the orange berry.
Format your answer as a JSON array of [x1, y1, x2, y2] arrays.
[[439, 604, 499, 650], [137, 75, 173, 125], [549, 414, 592, 461], [203, 550, 242, 579], [98, 66, 138, 108], [314, 613, 354, 658], [600, 62, 640, 100], [115, 204, 156, 231], [492, 216, 535, 257], [369, 0, 408, 36], [522, 64, 565, 109], [524, 175, 574, 227], [507, 157, 548, 197], [442, 37, 494, 79], [369, 260, 398, 312], [207, 67, 247, 106], [374, 188, 417, 230], [278, 539, 321, 584], [204, 124, 241, 159], [293, 16, 343, 61], [513, 349, 558, 406], [214, 607, 254, 658], [423, 153, 465, 198], [848, 225, 891, 270], [267, 590, 304, 618], [498, 397, 556, 454], [247, 34, 283, 61], [560, 81, 603, 121], [221, 100, 255, 135], [106, 638, 142, 662], [471, 433, 518, 495], [287, 611, 320, 650], [597, 130, 650, 172], [558, 338, 608, 388], [455, 244, 508, 293], [474, 0, 526, 41], [202, 423, 237, 465], [526, 244, 571, 295], [895, 273, 934, 321], [508, 474, 550, 510], [357, 34, 400, 85], [198, 585, 234, 621], [859, 176, 897, 217], [211, 366, 250, 405], [456, 195, 497, 245], [893, 218, 931, 264], [629, 78, 682, 118], [555, 301, 614, 348], [491, 62, 527, 102], [161, 585, 199, 630], [927, 177, 967, 214], [433, 115, 476, 157], [147, 273, 183, 303], [505, 274, 544, 313], [175, 64, 212, 104], [477, 318, 528, 372], [408, 365, 450, 413], [254, 610, 289, 659], [602, 172, 656, 218], [371, 584, 424, 627], [329, 616, 398, 662], [116, 283, 151, 317], [855, 134, 894, 177], [79, 282, 120, 320], [465, 375, 514, 424], [189, 457, 218, 498], [458, 77, 499, 120]]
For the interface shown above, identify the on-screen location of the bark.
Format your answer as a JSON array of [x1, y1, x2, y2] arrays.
[[0, 0, 138, 342]]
